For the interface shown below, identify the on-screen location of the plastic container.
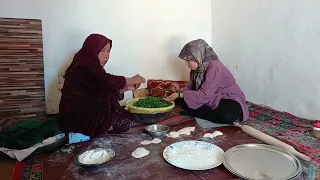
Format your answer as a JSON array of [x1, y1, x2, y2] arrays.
[[313, 122, 320, 139]]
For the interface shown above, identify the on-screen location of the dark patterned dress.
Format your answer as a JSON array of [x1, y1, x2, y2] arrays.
[[59, 66, 133, 137], [58, 34, 133, 138]]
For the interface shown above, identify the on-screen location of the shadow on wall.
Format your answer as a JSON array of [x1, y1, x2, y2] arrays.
[[165, 36, 190, 81], [46, 53, 75, 114], [46, 31, 88, 114]]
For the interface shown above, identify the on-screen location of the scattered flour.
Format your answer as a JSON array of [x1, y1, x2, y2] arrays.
[[61, 146, 75, 154], [166, 126, 195, 138], [61, 133, 250, 180], [67, 148, 163, 180], [64, 134, 164, 180], [131, 147, 150, 158], [78, 149, 113, 164], [202, 131, 223, 139], [47, 150, 69, 164], [141, 140, 152, 145], [150, 138, 161, 144]]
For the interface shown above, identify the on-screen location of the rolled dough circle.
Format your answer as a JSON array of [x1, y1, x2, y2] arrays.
[[203, 133, 214, 139], [151, 138, 161, 144], [212, 131, 223, 137], [168, 131, 180, 138], [131, 147, 150, 158], [141, 140, 152, 145]]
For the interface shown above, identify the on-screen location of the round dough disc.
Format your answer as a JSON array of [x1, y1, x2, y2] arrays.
[[151, 138, 161, 144], [141, 140, 152, 145], [131, 147, 150, 158]]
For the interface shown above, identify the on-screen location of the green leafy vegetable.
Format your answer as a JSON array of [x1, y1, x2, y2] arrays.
[[133, 96, 172, 108]]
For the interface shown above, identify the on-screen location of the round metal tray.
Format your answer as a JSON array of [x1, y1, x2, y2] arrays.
[[223, 144, 302, 180]]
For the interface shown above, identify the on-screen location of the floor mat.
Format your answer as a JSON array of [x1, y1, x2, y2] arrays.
[[9, 103, 319, 179], [244, 102, 319, 179], [10, 152, 42, 180], [9, 107, 194, 180]]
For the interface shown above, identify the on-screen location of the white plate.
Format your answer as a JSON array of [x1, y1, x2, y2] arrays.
[[163, 141, 224, 170]]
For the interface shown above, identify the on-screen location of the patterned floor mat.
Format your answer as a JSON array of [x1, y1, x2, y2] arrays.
[[9, 103, 319, 179], [244, 102, 319, 179]]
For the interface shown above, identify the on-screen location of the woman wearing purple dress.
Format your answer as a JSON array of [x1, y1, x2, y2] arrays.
[[165, 39, 249, 124]]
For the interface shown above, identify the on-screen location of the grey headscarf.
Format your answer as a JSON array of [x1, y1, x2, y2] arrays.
[[178, 39, 218, 90]]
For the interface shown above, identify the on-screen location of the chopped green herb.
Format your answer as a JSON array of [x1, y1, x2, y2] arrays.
[[133, 96, 172, 108]]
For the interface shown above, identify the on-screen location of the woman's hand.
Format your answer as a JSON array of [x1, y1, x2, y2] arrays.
[[126, 75, 146, 86], [165, 93, 179, 101], [132, 74, 146, 84], [126, 83, 142, 91], [170, 83, 180, 93], [126, 84, 136, 91], [134, 83, 141, 89]]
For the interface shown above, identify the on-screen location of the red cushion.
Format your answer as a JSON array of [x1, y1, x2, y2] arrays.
[[147, 79, 188, 98]]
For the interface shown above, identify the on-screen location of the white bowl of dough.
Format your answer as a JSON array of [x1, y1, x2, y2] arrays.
[[75, 148, 115, 167]]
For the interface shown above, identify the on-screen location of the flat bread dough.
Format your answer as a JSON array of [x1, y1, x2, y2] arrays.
[[202, 131, 223, 139], [151, 138, 161, 144], [177, 126, 195, 135], [203, 133, 214, 139], [166, 126, 195, 138], [212, 131, 223, 137], [166, 131, 180, 138], [131, 147, 150, 158], [141, 140, 152, 145]]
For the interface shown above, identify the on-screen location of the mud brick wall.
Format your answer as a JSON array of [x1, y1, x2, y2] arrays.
[[0, 18, 46, 126]]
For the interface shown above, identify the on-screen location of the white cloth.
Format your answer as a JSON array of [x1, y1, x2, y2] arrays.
[[0, 133, 65, 162]]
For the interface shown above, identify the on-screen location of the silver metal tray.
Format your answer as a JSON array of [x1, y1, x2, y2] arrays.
[[74, 148, 115, 168], [223, 144, 302, 180]]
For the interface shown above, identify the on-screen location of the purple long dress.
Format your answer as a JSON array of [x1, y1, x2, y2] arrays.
[[183, 60, 249, 122]]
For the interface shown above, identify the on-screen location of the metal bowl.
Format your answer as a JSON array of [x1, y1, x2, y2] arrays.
[[145, 124, 169, 137], [132, 111, 172, 124], [74, 148, 115, 168]]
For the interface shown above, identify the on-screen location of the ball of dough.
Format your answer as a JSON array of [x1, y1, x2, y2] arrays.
[[131, 147, 150, 158], [151, 138, 161, 144]]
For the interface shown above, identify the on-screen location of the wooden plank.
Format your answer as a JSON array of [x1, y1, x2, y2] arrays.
[[0, 18, 46, 124]]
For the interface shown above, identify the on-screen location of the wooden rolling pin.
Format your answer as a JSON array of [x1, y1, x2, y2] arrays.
[[233, 122, 311, 162]]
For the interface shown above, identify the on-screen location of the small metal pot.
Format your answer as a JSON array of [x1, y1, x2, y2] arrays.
[[145, 124, 169, 137]]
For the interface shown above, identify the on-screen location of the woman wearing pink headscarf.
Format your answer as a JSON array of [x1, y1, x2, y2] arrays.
[[165, 39, 249, 124], [59, 34, 145, 137]]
